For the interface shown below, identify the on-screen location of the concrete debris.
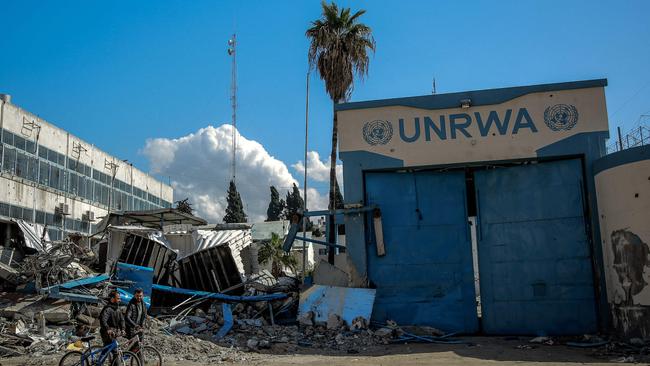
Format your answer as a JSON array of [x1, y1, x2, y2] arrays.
[[529, 336, 554, 345], [247, 338, 259, 350], [0, 215, 392, 364], [373, 327, 393, 338], [312, 260, 348, 287], [327, 313, 345, 330], [350, 316, 369, 331], [298, 311, 314, 326]]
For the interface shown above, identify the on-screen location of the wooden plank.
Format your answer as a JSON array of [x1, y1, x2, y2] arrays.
[[373, 209, 386, 257]]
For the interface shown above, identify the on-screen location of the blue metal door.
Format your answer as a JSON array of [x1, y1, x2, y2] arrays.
[[475, 159, 597, 335], [365, 171, 478, 332]]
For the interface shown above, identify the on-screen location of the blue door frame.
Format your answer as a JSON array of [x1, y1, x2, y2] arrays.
[[474, 159, 598, 335], [365, 170, 478, 333]]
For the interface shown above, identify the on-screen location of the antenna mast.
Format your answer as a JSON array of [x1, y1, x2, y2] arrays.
[[228, 34, 237, 183]]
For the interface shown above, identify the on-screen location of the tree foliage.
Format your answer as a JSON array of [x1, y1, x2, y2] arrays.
[[266, 186, 285, 222], [306, 2, 374, 262], [306, 1, 375, 103], [284, 183, 304, 220], [257, 233, 297, 277], [175, 198, 194, 215], [284, 183, 313, 230], [223, 180, 247, 223]]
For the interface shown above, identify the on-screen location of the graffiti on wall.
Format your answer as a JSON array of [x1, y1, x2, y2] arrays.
[[611, 229, 650, 306]]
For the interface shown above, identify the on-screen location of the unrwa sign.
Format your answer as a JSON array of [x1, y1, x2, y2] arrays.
[[361, 104, 579, 145]]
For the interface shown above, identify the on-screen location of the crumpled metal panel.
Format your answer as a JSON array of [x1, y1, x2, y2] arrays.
[[13, 219, 50, 252], [168, 229, 252, 277]]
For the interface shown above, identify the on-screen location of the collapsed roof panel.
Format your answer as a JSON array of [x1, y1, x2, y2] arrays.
[[96, 208, 208, 232], [176, 245, 243, 294], [118, 233, 178, 286]]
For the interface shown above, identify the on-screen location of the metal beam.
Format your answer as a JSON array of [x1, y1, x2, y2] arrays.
[[152, 284, 287, 302], [301, 205, 378, 217]]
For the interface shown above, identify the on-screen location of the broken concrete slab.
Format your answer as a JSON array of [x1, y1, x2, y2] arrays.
[[298, 285, 376, 326], [0, 293, 70, 323], [312, 260, 348, 287], [326, 313, 345, 330]]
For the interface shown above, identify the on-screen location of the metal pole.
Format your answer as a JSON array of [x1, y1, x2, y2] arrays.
[[617, 126, 623, 151], [228, 34, 237, 183], [302, 71, 310, 282]]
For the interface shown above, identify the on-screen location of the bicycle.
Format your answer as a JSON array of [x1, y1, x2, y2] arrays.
[[58, 335, 141, 366], [113, 330, 162, 366], [69, 330, 162, 366]]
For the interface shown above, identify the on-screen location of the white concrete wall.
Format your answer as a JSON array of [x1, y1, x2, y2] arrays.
[[596, 155, 650, 337]]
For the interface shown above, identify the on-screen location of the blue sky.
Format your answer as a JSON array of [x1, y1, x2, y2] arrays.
[[2, 0, 650, 196]]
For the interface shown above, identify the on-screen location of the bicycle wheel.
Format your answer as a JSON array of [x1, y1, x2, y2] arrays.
[[139, 345, 163, 366], [59, 350, 83, 366], [84, 345, 104, 365], [111, 350, 142, 366]]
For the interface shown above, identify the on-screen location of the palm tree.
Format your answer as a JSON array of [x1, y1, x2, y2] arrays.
[[258, 233, 298, 277], [306, 1, 375, 263]]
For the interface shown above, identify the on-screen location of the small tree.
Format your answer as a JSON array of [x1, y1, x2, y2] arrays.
[[284, 183, 313, 230], [258, 233, 297, 277], [223, 180, 247, 223], [266, 186, 285, 222], [175, 198, 194, 215], [284, 183, 304, 220]]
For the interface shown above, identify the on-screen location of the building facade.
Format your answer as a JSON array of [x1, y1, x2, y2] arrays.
[[336, 79, 612, 335], [0, 95, 173, 240], [594, 144, 650, 338]]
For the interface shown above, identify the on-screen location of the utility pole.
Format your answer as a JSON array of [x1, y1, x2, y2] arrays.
[[228, 34, 237, 183], [302, 71, 310, 281]]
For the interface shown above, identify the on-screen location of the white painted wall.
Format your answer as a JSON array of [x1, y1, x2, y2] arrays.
[[596, 156, 650, 337]]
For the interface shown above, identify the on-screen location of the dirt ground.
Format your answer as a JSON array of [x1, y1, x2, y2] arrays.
[[2, 337, 640, 366]]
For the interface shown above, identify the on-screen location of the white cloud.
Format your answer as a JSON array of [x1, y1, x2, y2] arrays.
[[142, 124, 329, 223], [292, 151, 343, 185]]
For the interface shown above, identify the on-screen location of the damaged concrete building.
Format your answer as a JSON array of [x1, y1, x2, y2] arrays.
[[335, 79, 650, 338], [0, 94, 173, 241]]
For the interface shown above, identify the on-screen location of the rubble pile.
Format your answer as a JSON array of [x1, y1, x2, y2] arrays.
[[163, 308, 389, 355], [0, 315, 79, 359], [144, 318, 248, 363], [16, 240, 95, 290]]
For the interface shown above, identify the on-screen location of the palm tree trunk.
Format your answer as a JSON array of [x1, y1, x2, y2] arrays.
[[327, 101, 338, 264]]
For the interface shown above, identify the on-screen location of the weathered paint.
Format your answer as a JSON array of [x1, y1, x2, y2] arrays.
[[365, 171, 477, 332], [298, 285, 376, 325], [337, 80, 608, 168], [475, 159, 597, 335], [337, 79, 610, 332], [594, 145, 650, 337]]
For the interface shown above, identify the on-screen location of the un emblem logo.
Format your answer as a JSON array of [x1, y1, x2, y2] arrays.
[[362, 120, 393, 145], [544, 104, 579, 131]]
